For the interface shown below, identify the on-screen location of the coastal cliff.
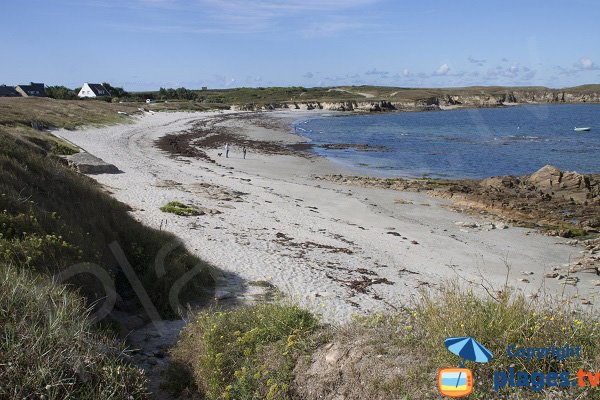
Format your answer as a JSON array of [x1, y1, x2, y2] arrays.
[[230, 87, 600, 112]]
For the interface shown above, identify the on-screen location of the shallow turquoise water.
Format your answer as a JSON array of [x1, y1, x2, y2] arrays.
[[294, 104, 600, 179]]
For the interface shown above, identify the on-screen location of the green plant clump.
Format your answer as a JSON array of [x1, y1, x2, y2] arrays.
[[160, 201, 203, 216], [169, 304, 320, 399]]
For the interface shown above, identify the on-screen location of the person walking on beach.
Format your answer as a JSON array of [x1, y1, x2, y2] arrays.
[[225, 143, 230, 158], [242, 146, 247, 159]]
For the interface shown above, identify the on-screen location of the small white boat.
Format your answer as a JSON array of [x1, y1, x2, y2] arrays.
[[574, 127, 591, 132]]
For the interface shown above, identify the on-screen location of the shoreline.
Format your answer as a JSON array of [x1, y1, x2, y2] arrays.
[[285, 103, 600, 180], [56, 110, 598, 325]]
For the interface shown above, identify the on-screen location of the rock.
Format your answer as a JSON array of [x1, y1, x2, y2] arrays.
[[63, 152, 121, 174], [560, 171, 590, 191], [455, 221, 479, 228], [495, 222, 508, 229], [325, 347, 343, 365], [544, 272, 559, 278], [481, 176, 519, 190], [529, 165, 562, 189]]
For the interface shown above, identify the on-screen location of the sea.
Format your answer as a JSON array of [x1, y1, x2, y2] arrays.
[[293, 104, 600, 179]]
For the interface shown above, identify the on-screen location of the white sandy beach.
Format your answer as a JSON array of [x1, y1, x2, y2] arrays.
[[57, 110, 595, 324]]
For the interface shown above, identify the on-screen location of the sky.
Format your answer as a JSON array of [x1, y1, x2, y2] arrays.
[[2, 0, 599, 91]]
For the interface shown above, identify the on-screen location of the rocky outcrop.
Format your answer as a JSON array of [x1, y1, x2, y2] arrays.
[[526, 164, 593, 204], [439, 165, 600, 237], [63, 152, 121, 174]]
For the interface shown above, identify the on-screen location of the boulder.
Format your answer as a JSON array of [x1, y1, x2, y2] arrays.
[[481, 176, 519, 190], [560, 171, 590, 191], [64, 152, 120, 174], [529, 165, 562, 189]]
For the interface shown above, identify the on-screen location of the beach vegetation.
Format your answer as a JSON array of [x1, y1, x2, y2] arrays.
[[168, 304, 322, 399], [170, 282, 600, 399], [160, 201, 203, 216]]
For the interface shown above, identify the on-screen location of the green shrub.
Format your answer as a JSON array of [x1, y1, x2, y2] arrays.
[[170, 304, 320, 399], [160, 201, 202, 216]]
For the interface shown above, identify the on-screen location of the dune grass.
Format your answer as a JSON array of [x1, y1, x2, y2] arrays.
[[399, 282, 600, 398], [0, 97, 140, 129], [0, 99, 219, 397], [0, 133, 216, 317], [0, 263, 148, 399]]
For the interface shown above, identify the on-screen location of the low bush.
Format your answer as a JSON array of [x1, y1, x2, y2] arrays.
[[169, 304, 321, 399]]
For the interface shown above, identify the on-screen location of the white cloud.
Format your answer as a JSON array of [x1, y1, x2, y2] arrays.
[[575, 57, 600, 71], [435, 63, 450, 75], [579, 57, 595, 70], [402, 68, 410, 77]]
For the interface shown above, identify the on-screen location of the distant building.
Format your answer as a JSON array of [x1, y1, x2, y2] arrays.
[[202, 86, 208, 91], [0, 85, 20, 97], [15, 82, 46, 97], [78, 83, 111, 98]]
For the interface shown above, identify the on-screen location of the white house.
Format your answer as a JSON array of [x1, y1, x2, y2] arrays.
[[78, 83, 111, 98]]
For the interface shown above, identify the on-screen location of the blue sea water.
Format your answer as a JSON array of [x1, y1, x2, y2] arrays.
[[294, 104, 600, 179]]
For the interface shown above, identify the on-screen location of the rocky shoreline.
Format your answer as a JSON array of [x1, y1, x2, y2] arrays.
[[318, 165, 600, 291], [230, 88, 600, 113], [318, 165, 600, 237]]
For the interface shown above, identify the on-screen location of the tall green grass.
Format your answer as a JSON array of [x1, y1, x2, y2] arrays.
[[169, 304, 321, 399], [0, 263, 148, 399]]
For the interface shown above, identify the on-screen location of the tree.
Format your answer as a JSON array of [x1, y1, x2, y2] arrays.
[[45, 86, 77, 100], [101, 82, 128, 98]]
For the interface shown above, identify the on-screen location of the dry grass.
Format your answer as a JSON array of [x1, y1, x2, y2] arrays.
[[0, 97, 140, 129]]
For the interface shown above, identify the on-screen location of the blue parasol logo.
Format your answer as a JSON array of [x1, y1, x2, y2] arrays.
[[444, 336, 494, 365], [438, 337, 493, 397]]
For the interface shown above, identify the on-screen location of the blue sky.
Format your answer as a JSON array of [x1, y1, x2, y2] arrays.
[[2, 0, 599, 91]]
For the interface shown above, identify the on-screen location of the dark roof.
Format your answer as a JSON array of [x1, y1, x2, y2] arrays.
[[87, 83, 111, 96], [16, 82, 46, 97], [0, 85, 19, 97]]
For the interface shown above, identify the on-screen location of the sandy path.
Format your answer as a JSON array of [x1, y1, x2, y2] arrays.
[[57, 111, 591, 324]]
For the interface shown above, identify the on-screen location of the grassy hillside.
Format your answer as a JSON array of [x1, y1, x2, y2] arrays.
[[141, 84, 600, 105], [0, 98, 217, 398]]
